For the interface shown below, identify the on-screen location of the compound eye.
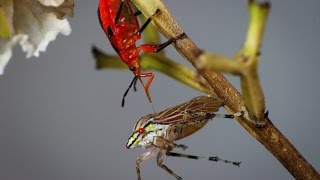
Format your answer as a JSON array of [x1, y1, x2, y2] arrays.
[[129, 66, 136, 71], [138, 128, 145, 134]]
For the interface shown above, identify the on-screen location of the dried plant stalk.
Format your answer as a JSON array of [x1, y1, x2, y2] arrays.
[[130, 0, 320, 179]]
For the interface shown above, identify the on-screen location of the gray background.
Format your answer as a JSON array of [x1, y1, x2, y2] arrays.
[[1, 0, 319, 179]]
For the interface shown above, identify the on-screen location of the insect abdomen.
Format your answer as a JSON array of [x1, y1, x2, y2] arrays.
[[174, 120, 209, 141]]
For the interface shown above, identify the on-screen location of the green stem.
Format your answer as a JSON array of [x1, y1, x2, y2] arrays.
[[92, 46, 211, 94], [243, 0, 269, 57], [196, 52, 243, 75], [241, 0, 270, 120]]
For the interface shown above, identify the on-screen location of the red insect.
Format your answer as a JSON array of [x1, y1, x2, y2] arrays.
[[98, 0, 185, 107]]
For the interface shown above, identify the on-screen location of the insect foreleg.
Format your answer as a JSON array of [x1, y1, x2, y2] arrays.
[[136, 147, 157, 180], [137, 73, 155, 113]]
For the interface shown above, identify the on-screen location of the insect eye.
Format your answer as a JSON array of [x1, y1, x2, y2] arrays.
[[138, 128, 145, 134]]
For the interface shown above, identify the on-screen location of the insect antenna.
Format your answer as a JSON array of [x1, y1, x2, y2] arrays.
[[166, 152, 241, 167], [122, 76, 138, 107], [133, 77, 138, 92]]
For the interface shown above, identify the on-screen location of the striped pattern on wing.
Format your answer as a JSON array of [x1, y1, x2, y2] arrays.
[[153, 96, 224, 125]]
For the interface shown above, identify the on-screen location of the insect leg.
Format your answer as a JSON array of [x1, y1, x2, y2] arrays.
[[134, 11, 142, 16], [157, 150, 183, 180], [122, 76, 138, 107], [166, 152, 241, 167], [174, 143, 188, 151], [138, 9, 161, 34], [138, 72, 154, 105], [136, 147, 157, 180], [139, 32, 187, 53]]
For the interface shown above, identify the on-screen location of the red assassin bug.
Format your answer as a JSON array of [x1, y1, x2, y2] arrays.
[[98, 0, 185, 107]]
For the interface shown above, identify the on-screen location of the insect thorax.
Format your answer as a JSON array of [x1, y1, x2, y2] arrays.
[[127, 116, 172, 149]]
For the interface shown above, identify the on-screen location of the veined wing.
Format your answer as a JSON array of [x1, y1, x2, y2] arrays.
[[153, 96, 224, 125]]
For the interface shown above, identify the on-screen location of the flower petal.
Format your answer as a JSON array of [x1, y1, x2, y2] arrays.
[[0, 0, 74, 75], [37, 0, 65, 7], [13, 1, 72, 57], [0, 35, 28, 74]]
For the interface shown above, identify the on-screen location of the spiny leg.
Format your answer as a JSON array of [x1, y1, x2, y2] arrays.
[[166, 152, 241, 167], [157, 150, 183, 180], [122, 76, 138, 107]]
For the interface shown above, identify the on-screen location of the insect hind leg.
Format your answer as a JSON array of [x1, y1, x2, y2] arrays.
[[166, 152, 241, 167]]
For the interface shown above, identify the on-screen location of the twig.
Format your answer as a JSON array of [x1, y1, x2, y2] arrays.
[[131, 0, 320, 179], [92, 46, 212, 94]]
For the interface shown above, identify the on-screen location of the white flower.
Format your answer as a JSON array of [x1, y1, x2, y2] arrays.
[[0, 0, 74, 74]]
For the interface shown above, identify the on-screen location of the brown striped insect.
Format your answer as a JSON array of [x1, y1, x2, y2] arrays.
[[126, 96, 242, 180]]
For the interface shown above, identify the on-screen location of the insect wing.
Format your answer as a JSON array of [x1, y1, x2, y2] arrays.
[[115, 0, 137, 26], [98, 0, 120, 34], [98, 0, 138, 35], [153, 96, 224, 125]]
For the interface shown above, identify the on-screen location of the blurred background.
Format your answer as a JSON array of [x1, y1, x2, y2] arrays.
[[0, 0, 319, 179]]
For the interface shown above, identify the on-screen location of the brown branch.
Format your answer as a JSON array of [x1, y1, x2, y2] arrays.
[[132, 0, 320, 179]]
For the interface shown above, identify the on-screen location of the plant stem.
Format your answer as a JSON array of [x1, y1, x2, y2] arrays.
[[132, 0, 320, 179], [92, 46, 211, 94], [240, 0, 269, 121]]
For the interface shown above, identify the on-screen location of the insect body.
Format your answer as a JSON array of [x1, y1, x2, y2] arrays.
[[98, 0, 185, 106], [126, 96, 241, 180]]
